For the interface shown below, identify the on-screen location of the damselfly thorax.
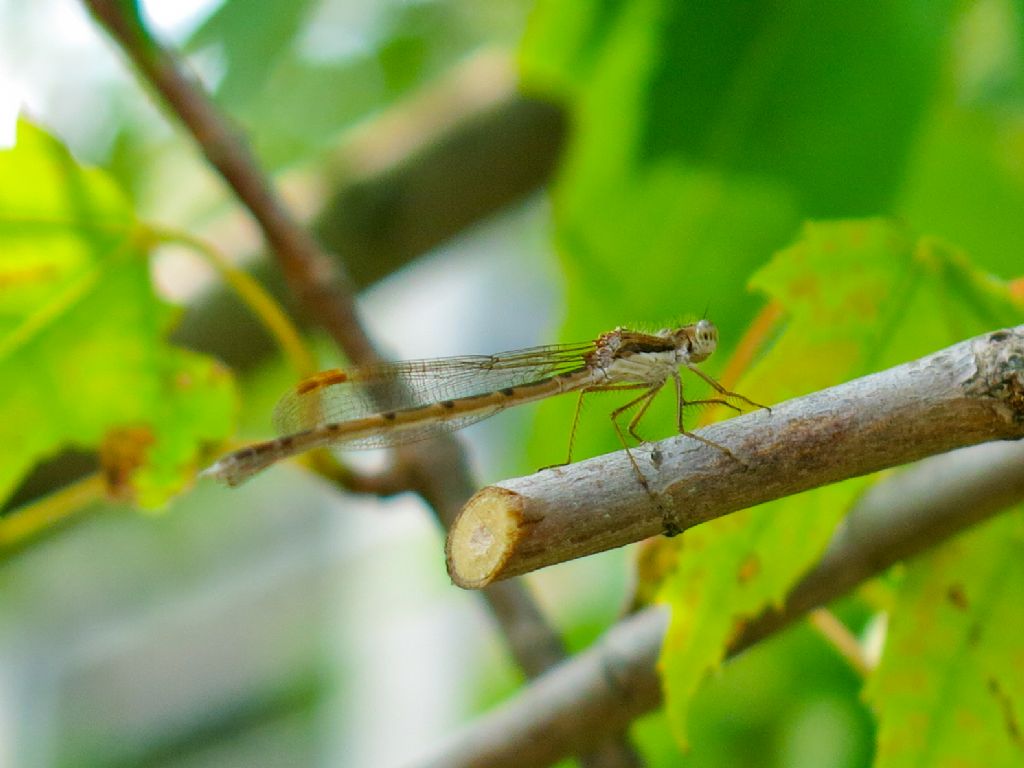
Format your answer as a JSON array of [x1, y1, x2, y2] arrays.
[[202, 319, 766, 486]]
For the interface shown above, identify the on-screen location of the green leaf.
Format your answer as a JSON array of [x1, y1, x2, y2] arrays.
[[187, 0, 492, 168], [658, 219, 1024, 746], [519, 3, 966, 472], [867, 512, 1024, 768], [233, 51, 387, 169], [185, 0, 317, 107], [519, 0, 629, 94], [899, 106, 1024, 280], [0, 120, 236, 509], [525, 0, 957, 211], [522, 1, 960, 340]]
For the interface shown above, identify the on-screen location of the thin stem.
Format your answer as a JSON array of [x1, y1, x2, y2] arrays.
[[0, 474, 106, 551], [84, 0, 376, 365], [808, 608, 871, 677], [152, 227, 318, 378]]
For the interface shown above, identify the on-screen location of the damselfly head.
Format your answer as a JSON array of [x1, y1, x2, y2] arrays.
[[686, 319, 718, 362]]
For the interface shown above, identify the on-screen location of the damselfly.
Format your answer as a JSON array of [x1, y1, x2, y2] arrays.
[[202, 319, 766, 486]]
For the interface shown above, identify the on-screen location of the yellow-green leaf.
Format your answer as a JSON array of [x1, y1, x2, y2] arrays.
[[867, 512, 1024, 768], [658, 219, 1023, 746], [0, 120, 236, 508]]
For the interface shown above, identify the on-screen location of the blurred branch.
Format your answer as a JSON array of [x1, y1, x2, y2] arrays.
[[318, 49, 566, 289], [79, 5, 631, 766], [447, 326, 1024, 587], [85, 0, 376, 365], [172, 50, 567, 369], [421, 438, 1024, 768]]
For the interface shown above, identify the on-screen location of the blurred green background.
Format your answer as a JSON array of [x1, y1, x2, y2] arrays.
[[1, 0, 1023, 766]]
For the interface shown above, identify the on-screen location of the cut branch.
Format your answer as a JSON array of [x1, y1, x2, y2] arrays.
[[447, 326, 1024, 587], [422, 438, 1024, 768]]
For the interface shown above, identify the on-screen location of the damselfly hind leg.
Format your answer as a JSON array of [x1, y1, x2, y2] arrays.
[[544, 385, 647, 470], [537, 392, 587, 472], [563, 390, 587, 466]]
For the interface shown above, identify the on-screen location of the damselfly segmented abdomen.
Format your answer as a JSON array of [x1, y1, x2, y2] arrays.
[[202, 366, 597, 486]]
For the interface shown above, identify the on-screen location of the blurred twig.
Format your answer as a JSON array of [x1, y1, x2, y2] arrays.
[[85, 0, 376, 365], [152, 227, 318, 378], [421, 439, 1024, 768], [80, 3, 634, 765], [14, 50, 567, 500], [807, 609, 871, 677], [173, 49, 567, 370]]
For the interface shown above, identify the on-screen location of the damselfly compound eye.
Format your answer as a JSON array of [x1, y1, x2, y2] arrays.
[[691, 319, 717, 349]]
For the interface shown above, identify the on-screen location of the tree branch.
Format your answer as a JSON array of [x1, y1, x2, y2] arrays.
[[447, 326, 1024, 587], [421, 437, 1024, 768], [80, 4, 633, 764], [83, 0, 562, 691], [85, 0, 376, 364]]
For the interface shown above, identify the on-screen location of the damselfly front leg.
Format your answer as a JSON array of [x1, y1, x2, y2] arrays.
[[685, 363, 771, 412]]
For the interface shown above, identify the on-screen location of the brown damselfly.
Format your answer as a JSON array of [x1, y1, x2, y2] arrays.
[[202, 319, 766, 486]]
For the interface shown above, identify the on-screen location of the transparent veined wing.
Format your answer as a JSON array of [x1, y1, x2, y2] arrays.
[[272, 341, 596, 436], [320, 406, 511, 450]]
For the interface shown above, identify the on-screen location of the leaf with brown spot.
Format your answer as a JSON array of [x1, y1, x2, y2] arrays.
[[866, 512, 1024, 766], [0, 121, 237, 509], [99, 425, 156, 502], [946, 583, 970, 611]]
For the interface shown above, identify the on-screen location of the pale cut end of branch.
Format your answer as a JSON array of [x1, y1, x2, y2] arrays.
[[446, 487, 527, 588]]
